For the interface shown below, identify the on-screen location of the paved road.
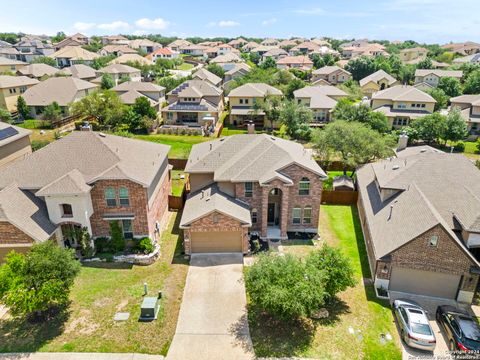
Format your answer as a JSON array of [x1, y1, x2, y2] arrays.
[[166, 253, 254, 360]]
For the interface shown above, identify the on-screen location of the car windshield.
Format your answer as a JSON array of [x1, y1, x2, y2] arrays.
[[458, 317, 480, 341], [411, 322, 432, 336]]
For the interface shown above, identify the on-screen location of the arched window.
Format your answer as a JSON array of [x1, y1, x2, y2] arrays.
[[119, 187, 129, 206], [303, 206, 312, 224], [299, 177, 310, 195]]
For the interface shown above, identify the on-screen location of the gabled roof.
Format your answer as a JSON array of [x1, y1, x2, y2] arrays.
[[359, 70, 397, 87], [168, 79, 222, 97], [192, 68, 222, 86], [109, 53, 153, 66], [50, 46, 100, 61], [415, 69, 463, 78], [450, 94, 480, 106], [98, 63, 140, 75], [128, 39, 161, 49], [185, 134, 326, 183], [17, 63, 64, 78], [210, 52, 242, 64], [168, 39, 192, 48], [263, 48, 288, 57], [229, 83, 282, 97], [100, 44, 136, 54], [36, 169, 91, 196], [180, 184, 251, 228], [118, 90, 158, 106], [372, 85, 436, 103], [277, 55, 313, 65], [62, 64, 97, 79], [0, 75, 39, 88], [294, 85, 347, 109], [225, 62, 251, 76], [312, 65, 350, 75], [113, 80, 165, 93]]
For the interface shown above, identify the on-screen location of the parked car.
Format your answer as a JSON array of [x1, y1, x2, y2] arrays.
[[393, 299, 436, 351], [436, 305, 480, 352]]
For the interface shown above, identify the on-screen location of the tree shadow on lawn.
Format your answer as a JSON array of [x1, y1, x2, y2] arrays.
[[0, 304, 70, 353], [170, 211, 188, 266]]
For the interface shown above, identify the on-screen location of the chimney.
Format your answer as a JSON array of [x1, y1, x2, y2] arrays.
[[247, 121, 255, 134], [397, 133, 408, 152]]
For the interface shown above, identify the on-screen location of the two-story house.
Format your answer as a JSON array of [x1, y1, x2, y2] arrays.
[[50, 46, 100, 68], [99, 45, 137, 57], [0, 131, 171, 263], [112, 81, 166, 111], [293, 85, 348, 124], [357, 148, 480, 303], [128, 39, 162, 54], [228, 83, 283, 128], [311, 66, 352, 85], [17, 63, 64, 80], [371, 85, 436, 128], [192, 68, 222, 87], [414, 69, 463, 89], [450, 94, 480, 134], [180, 134, 327, 254], [162, 80, 224, 127], [276, 55, 313, 70], [228, 38, 248, 49], [14, 38, 54, 62], [0, 75, 39, 112], [359, 70, 399, 98], [0, 57, 27, 73], [94, 64, 142, 85], [167, 39, 192, 52]]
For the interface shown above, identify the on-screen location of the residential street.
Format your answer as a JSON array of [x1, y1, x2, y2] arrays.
[[166, 254, 254, 360]]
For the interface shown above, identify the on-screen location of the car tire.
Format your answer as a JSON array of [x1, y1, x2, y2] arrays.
[[449, 340, 456, 351], [401, 329, 406, 344]]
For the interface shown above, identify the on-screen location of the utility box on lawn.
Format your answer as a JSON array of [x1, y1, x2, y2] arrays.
[[139, 297, 160, 321]]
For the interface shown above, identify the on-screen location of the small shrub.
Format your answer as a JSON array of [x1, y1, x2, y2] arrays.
[[94, 237, 111, 253], [135, 237, 155, 254], [109, 221, 125, 252], [454, 141, 465, 152]]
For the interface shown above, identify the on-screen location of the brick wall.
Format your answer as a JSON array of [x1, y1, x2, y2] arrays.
[[147, 170, 171, 240], [0, 221, 35, 244]]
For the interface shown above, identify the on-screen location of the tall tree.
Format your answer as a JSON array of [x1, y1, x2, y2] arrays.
[[101, 73, 115, 90], [206, 63, 225, 78], [16, 96, 30, 120], [464, 70, 480, 94], [443, 107, 468, 144], [284, 78, 306, 100], [43, 101, 62, 121], [331, 99, 389, 133], [259, 56, 276, 70], [427, 88, 449, 111], [411, 113, 447, 144], [438, 77, 462, 97], [278, 100, 312, 141], [31, 56, 57, 67], [345, 56, 377, 81]]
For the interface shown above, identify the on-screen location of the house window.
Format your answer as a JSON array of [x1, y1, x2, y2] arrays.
[[299, 177, 310, 195], [245, 98, 249, 104], [105, 187, 116, 207], [251, 209, 257, 224], [292, 207, 301, 224], [303, 206, 312, 224], [421, 104, 426, 108], [122, 219, 133, 239], [19, 86, 27, 93], [429, 235, 438, 247], [239, 99, 244, 104], [213, 213, 219, 223], [244, 182, 253, 197], [119, 187, 129, 207], [61, 203, 73, 217], [9, 88, 16, 94]]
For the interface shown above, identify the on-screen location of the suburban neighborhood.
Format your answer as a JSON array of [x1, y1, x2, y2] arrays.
[[1, 1, 480, 360]]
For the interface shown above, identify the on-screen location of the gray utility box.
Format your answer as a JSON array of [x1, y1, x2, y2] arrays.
[[139, 297, 160, 321]]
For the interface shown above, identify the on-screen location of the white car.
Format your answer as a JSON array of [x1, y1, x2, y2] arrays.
[[393, 299, 436, 351]]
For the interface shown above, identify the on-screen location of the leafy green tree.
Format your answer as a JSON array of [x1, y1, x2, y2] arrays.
[[118, 74, 131, 84], [416, 57, 433, 69], [427, 88, 449, 111], [31, 56, 57, 67], [109, 221, 125, 252], [253, 95, 282, 131], [311, 53, 325, 69], [285, 78, 306, 99], [91, 55, 116, 70], [312, 121, 395, 174], [17, 96, 30, 119], [51, 31, 66, 43], [206, 63, 225, 78], [0, 241, 80, 317], [464, 70, 480, 94], [156, 76, 191, 93], [249, 52, 261, 65], [0, 107, 12, 123], [133, 96, 157, 119], [332, 99, 389, 133], [338, 80, 363, 102], [345, 56, 377, 81], [306, 245, 356, 301], [100, 73, 115, 90], [438, 77, 462, 97], [244, 253, 326, 320], [398, 64, 416, 84], [43, 101, 62, 121], [278, 100, 312, 141], [259, 56, 276, 70], [411, 113, 447, 144], [442, 107, 468, 143]]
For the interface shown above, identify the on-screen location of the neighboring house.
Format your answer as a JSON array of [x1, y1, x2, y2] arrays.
[[168, 39, 192, 52], [293, 85, 348, 124], [224, 63, 251, 82], [228, 37, 248, 49], [278, 39, 298, 50], [359, 70, 399, 98], [179, 44, 208, 57], [94, 64, 142, 85], [162, 80, 224, 127], [0, 123, 32, 168], [210, 53, 243, 69], [62, 64, 97, 81], [242, 41, 260, 53], [192, 68, 222, 87], [205, 44, 238, 58], [0, 131, 171, 263], [146, 48, 179, 62], [15, 38, 54, 62], [54, 33, 89, 50], [450, 94, 480, 134], [261, 48, 288, 62], [0, 57, 27, 73], [398, 47, 428, 63], [371, 85, 436, 128], [101, 35, 129, 45], [311, 38, 331, 47], [289, 41, 320, 55], [0, 46, 20, 60], [112, 81, 166, 111], [228, 83, 283, 128], [0, 75, 39, 111], [22, 77, 97, 118], [357, 149, 480, 303], [109, 53, 154, 66], [180, 134, 327, 254], [17, 63, 64, 79], [342, 43, 387, 59], [414, 69, 463, 88], [99, 45, 136, 57], [442, 42, 480, 56], [250, 45, 277, 56], [128, 39, 162, 54], [453, 53, 480, 65], [50, 46, 100, 67], [261, 38, 279, 46], [276, 55, 313, 70], [311, 66, 352, 85]]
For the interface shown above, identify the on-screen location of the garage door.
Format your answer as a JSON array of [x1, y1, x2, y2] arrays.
[[389, 267, 461, 299], [190, 231, 243, 253], [0, 246, 31, 263]]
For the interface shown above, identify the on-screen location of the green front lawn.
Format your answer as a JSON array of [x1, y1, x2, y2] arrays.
[[171, 170, 186, 196], [0, 213, 188, 355], [17, 119, 52, 129], [134, 134, 210, 159], [248, 205, 401, 360], [175, 63, 194, 71]]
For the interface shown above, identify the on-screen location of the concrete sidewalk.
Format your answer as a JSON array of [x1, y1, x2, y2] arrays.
[[0, 354, 163, 360]]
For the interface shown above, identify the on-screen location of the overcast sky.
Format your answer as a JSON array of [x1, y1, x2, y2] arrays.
[[1, 0, 478, 43]]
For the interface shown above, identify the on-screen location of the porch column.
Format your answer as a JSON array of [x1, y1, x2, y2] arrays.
[[280, 188, 289, 238], [261, 187, 268, 238]]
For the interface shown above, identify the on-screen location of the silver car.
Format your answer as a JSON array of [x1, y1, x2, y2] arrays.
[[393, 299, 436, 351]]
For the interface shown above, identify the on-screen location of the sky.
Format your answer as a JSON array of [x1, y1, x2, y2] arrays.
[[0, 0, 479, 44]]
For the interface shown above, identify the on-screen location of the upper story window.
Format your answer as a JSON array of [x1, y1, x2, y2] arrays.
[[9, 88, 17, 94], [105, 187, 116, 207], [61, 203, 73, 218], [303, 206, 312, 224], [119, 187, 129, 207], [429, 235, 438, 247], [244, 182, 253, 197], [299, 177, 310, 195], [292, 207, 301, 224]]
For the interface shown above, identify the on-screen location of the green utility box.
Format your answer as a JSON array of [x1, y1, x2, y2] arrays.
[[139, 297, 160, 321]]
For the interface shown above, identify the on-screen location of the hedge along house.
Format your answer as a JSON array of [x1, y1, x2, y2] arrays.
[[356, 151, 480, 303], [180, 134, 327, 254], [0, 131, 171, 262]]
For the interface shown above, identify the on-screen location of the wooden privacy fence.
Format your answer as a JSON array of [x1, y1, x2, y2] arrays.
[[321, 190, 358, 205], [168, 158, 188, 170]]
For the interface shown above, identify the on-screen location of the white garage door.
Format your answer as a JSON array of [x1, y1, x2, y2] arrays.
[[190, 231, 243, 253], [389, 267, 461, 299]]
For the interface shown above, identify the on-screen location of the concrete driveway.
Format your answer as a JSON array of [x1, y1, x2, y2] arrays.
[[166, 253, 254, 360]]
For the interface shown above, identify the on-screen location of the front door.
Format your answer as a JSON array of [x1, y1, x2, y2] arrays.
[[267, 203, 275, 224]]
